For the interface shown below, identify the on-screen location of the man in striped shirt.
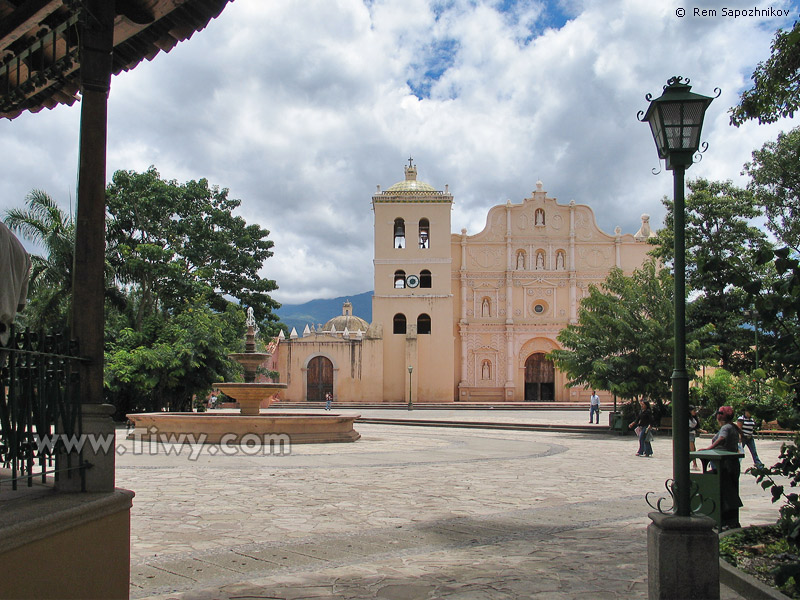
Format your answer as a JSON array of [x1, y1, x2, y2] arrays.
[[737, 406, 764, 468]]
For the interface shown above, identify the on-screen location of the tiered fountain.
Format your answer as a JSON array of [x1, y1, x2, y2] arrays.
[[127, 309, 360, 444]]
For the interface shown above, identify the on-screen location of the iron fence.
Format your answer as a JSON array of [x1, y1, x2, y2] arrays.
[[0, 326, 86, 490]]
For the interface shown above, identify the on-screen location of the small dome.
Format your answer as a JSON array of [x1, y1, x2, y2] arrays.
[[385, 160, 436, 192], [322, 301, 369, 334]]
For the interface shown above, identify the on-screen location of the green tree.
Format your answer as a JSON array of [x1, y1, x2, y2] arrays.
[[739, 248, 800, 393], [102, 167, 284, 415], [105, 167, 281, 333], [730, 20, 800, 126], [650, 178, 771, 372], [106, 298, 245, 417], [744, 126, 800, 252], [549, 260, 712, 405], [3, 189, 75, 330]]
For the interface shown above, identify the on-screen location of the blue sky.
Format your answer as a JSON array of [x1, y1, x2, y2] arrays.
[[1, 0, 798, 304]]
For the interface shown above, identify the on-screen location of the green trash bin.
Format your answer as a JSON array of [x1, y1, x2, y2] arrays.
[[689, 449, 744, 529], [609, 411, 627, 435]]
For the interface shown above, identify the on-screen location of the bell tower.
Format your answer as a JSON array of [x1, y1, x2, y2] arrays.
[[372, 160, 455, 402]]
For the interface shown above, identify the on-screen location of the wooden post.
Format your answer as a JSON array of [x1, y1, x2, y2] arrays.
[[59, 0, 117, 492]]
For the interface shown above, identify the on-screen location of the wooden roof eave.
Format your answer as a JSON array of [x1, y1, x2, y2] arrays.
[[0, 0, 234, 120]]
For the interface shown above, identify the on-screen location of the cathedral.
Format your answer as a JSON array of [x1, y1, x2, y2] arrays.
[[273, 161, 654, 404]]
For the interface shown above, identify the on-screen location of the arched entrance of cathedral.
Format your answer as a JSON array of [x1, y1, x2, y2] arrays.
[[307, 356, 333, 402], [524, 353, 555, 402]]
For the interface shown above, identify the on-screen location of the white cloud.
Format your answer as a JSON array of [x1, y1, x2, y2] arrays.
[[0, 0, 796, 305]]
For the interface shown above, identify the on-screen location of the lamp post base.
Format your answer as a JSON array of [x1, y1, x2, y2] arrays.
[[648, 512, 719, 599]]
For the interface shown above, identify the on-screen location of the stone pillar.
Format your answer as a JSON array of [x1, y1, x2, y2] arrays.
[[647, 512, 719, 599]]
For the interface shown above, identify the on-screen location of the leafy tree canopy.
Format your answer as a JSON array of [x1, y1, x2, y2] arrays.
[[106, 298, 245, 416], [730, 20, 800, 126], [734, 247, 800, 392], [744, 125, 800, 252], [650, 178, 771, 371], [106, 166, 280, 333], [549, 259, 713, 403]]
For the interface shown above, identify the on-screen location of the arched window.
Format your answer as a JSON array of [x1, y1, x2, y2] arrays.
[[420, 269, 432, 288], [394, 218, 405, 248], [394, 270, 406, 288], [417, 313, 431, 334], [481, 297, 491, 317], [393, 313, 407, 334], [418, 218, 430, 248]]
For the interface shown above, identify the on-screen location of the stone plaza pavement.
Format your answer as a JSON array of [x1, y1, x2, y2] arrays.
[[119, 409, 787, 599]]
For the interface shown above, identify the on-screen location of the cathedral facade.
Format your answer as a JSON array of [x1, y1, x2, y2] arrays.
[[274, 162, 654, 404]]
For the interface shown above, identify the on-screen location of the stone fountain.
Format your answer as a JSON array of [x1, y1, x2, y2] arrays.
[[127, 309, 360, 444], [214, 308, 286, 415]]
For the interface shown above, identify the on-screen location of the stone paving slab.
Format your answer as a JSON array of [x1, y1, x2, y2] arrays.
[[117, 420, 786, 599], [230, 546, 326, 570], [130, 565, 195, 594]]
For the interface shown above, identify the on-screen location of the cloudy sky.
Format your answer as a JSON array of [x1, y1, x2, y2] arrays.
[[1, 0, 798, 305]]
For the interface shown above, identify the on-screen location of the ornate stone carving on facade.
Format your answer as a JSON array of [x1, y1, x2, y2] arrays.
[[575, 208, 594, 240], [468, 247, 503, 269], [555, 250, 566, 270], [578, 247, 611, 269], [489, 212, 505, 239], [516, 250, 526, 270], [634, 213, 657, 241]]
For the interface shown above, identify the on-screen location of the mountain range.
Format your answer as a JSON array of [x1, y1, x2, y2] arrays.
[[275, 291, 373, 334]]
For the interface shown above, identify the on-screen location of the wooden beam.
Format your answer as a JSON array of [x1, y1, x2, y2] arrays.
[[0, 0, 63, 52]]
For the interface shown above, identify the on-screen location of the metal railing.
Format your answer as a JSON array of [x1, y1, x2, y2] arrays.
[[0, 326, 86, 490]]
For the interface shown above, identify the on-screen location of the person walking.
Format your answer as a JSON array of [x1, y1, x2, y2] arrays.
[[629, 399, 655, 457], [589, 390, 600, 424], [737, 405, 764, 468], [702, 406, 743, 529], [689, 406, 706, 470]]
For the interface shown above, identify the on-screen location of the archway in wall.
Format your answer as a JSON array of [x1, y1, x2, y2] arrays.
[[525, 353, 555, 401], [307, 356, 333, 402]]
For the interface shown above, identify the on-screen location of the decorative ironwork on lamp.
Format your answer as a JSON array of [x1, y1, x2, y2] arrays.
[[638, 76, 718, 170]]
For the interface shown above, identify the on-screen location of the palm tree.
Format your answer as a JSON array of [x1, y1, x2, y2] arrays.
[[3, 189, 75, 330]]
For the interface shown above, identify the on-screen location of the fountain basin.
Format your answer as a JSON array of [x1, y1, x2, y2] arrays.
[[214, 382, 287, 415], [126, 412, 361, 444]]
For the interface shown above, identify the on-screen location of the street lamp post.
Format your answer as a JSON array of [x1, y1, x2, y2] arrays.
[[408, 366, 413, 411], [641, 76, 715, 517], [641, 76, 719, 599]]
